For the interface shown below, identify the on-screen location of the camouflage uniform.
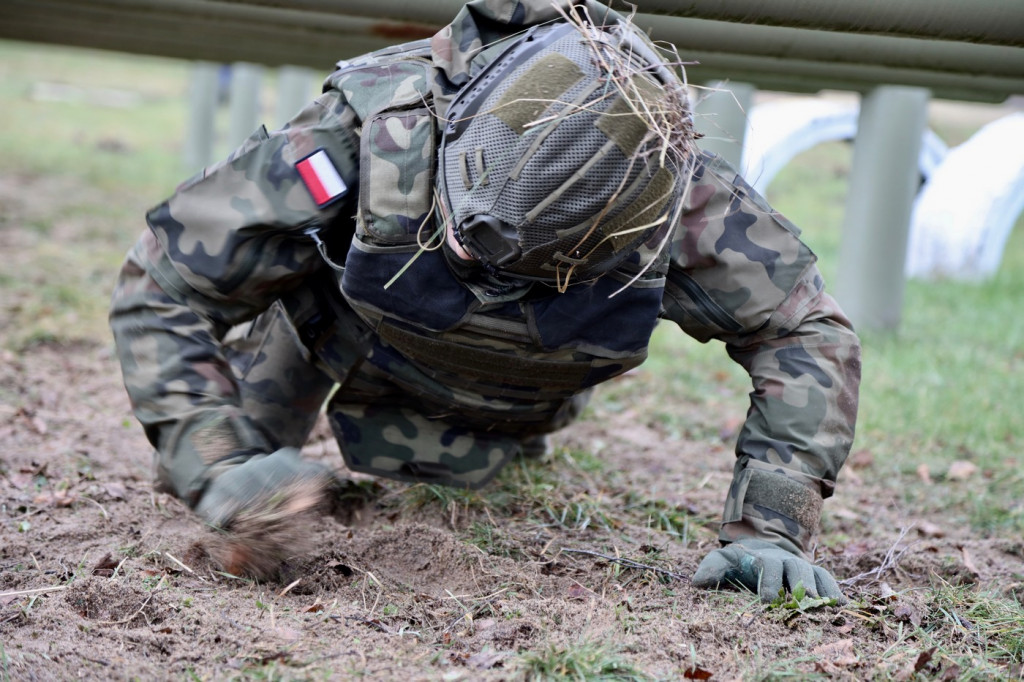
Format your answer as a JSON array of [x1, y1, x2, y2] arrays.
[[110, 0, 860, 562]]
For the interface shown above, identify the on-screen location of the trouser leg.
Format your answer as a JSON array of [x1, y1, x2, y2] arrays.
[[222, 300, 336, 451]]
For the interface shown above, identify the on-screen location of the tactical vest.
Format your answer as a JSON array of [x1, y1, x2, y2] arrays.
[[314, 42, 670, 489]]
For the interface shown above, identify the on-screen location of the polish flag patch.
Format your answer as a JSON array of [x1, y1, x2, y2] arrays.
[[295, 148, 348, 207]]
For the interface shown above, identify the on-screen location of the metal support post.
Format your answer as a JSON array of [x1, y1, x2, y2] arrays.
[[275, 66, 317, 128], [227, 62, 264, 148], [836, 86, 930, 332], [693, 81, 756, 169], [183, 62, 219, 172]]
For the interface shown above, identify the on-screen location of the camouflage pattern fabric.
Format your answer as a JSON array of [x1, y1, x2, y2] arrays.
[[109, 0, 860, 558]]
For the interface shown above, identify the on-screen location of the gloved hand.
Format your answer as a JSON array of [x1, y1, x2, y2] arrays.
[[692, 537, 846, 604], [194, 448, 338, 578]]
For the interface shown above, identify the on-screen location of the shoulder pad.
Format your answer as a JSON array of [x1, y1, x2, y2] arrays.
[[325, 42, 434, 121]]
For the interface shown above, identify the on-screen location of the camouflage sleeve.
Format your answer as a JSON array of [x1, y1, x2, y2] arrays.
[[663, 151, 862, 558], [109, 90, 360, 506]]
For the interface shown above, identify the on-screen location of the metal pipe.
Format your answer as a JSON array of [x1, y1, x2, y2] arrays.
[[0, 9, 395, 65], [213, 0, 1024, 46], [6, 0, 438, 39], [644, 16, 1024, 80], [15, 0, 1023, 79], [635, 0, 1024, 47], [682, 51, 1023, 101], [1, 0, 1021, 100]]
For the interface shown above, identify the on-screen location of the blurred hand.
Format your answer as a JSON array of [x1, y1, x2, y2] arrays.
[[195, 447, 337, 578], [692, 537, 846, 604]]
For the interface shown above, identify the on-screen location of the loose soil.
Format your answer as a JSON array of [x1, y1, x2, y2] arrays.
[[4, 343, 1023, 681], [1, 174, 1022, 681]]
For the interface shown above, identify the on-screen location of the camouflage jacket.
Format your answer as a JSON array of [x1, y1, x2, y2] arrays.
[[110, 0, 861, 558]]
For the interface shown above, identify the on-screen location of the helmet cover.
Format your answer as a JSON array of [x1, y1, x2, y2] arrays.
[[438, 15, 695, 289]]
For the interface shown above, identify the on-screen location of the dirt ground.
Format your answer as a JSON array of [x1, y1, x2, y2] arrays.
[[2, 340, 1022, 681], [1, 172, 1023, 681]]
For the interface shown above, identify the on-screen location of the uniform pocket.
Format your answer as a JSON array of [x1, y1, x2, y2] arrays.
[[358, 108, 436, 244]]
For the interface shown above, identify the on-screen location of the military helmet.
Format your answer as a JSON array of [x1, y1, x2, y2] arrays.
[[437, 18, 692, 288]]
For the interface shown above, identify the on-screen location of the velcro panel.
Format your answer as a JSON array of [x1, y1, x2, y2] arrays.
[[603, 166, 675, 252], [595, 76, 663, 156], [743, 467, 824, 533], [493, 53, 585, 134]]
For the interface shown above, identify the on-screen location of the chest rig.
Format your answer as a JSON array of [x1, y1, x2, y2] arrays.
[[315, 44, 670, 489]]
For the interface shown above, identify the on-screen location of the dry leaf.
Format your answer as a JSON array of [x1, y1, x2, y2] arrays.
[[831, 507, 860, 521], [683, 665, 713, 680], [566, 584, 592, 600], [894, 603, 922, 628], [29, 415, 48, 434], [842, 541, 871, 557], [947, 461, 978, 480], [960, 546, 981, 576], [939, 664, 962, 681], [811, 638, 857, 666], [914, 647, 937, 673], [916, 520, 945, 538], [8, 473, 32, 490], [272, 626, 302, 641], [32, 489, 77, 507], [102, 482, 127, 500], [92, 553, 120, 577], [718, 416, 743, 440], [467, 650, 505, 670], [916, 463, 933, 484], [848, 449, 874, 469]]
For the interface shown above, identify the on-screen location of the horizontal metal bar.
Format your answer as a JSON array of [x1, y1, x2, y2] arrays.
[[0, 0, 1020, 101], [635, 0, 1024, 47], [643, 16, 1024, 80], [210, 0, 1024, 47]]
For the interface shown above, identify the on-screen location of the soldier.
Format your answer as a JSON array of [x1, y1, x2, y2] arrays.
[[110, 0, 860, 602]]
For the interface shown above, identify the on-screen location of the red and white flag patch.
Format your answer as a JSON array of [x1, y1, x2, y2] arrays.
[[296, 148, 348, 207]]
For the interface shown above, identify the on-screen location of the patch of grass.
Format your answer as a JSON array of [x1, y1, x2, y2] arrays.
[[921, 580, 1024, 670], [967, 470, 1024, 535], [0, 41, 192, 348], [621, 494, 713, 545], [466, 521, 526, 560], [0, 41, 188, 195], [768, 140, 1024, 474], [518, 639, 652, 681], [396, 482, 485, 514], [0, 641, 10, 682]]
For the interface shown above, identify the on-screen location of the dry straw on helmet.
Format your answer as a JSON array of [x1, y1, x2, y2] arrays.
[[438, 6, 698, 291]]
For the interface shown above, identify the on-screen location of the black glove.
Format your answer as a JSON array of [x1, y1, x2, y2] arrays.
[[692, 537, 846, 604]]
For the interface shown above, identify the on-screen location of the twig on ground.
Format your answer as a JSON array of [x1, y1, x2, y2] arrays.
[[164, 551, 195, 574], [558, 547, 690, 582], [0, 585, 69, 599], [278, 578, 301, 597], [839, 526, 916, 588], [79, 495, 109, 520]]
